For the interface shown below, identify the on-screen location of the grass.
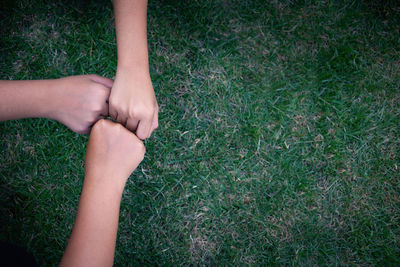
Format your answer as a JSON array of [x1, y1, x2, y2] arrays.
[[1, 0, 400, 265]]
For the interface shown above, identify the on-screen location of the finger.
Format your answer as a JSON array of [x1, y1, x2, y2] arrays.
[[109, 106, 118, 120], [149, 108, 159, 137], [126, 118, 139, 133], [102, 85, 112, 101], [89, 75, 114, 88], [116, 113, 128, 127], [136, 118, 152, 140], [100, 102, 109, 117]]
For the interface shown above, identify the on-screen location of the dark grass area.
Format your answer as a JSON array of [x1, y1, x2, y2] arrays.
[[1, 0, 400, 265]]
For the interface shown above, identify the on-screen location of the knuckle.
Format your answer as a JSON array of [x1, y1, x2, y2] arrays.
[[93, 119, 106, 130], [115, 122, 125, 130], [130, 106, 153, 119], [97, 118, 106, 125], [118, 106, 128, 115], [128, 108, 138, 118]]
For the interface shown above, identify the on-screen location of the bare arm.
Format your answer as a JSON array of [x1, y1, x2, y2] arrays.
[[60, 119, 145, 266], [109, 0, 159, 140], [0, 75, 112, 134], [59, 174, 124, 267], [0, 80, 57, 121], [114, 0, 149, 71]]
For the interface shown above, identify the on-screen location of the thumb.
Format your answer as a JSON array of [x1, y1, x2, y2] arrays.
[[89, 74, 114, 89]]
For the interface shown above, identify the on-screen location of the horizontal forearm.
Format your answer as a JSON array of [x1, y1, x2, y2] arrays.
[[0, 80, 56, 121]]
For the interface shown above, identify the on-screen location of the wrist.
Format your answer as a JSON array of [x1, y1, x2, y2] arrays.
[[35, 79, 60, 119], [40, 79, 65, 120], [84, 169, 128, 196], [116, 63, 150, 77]]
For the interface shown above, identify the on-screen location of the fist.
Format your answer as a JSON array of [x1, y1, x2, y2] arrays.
[[108, 70, 159, 140], [52, 75, 113, 134], [85, 119, 145, 185]]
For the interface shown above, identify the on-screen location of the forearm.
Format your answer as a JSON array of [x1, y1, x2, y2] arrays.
[[113, 0, 149, 73], [0, 80, 56, 121], [109, 1, 158, 138], [60, 174, 125, 267], [61, 119, 145, 266]]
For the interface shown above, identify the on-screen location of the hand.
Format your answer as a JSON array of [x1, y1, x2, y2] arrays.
[[108, 69, 159, 140], [50, 75, 113, 134], [85, 119, 145, 188]]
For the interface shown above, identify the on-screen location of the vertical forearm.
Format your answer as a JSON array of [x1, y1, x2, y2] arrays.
[[61, 119, 145, 266], [60, 175, 124, 267], [109, 0, 159, 139], [0, 80, 55, 121], [113, 0, 149, 73]]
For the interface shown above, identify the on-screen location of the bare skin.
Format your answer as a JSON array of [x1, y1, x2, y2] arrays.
[[60, 119, 145, 267], [110, 0, 159, 140], [0, 75, 112, 134]]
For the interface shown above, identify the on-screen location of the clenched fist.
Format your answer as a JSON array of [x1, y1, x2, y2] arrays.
[[108, 69, 158, 140], [0, 75, 112, 134], [50, 75, 113, 134], [85, 119, 145, 188]]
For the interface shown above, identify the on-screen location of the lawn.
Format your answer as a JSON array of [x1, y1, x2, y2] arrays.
[[1, 0, 399, 265]]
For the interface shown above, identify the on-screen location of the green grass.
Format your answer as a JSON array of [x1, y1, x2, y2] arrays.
[[1, 0, 400, 265]]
